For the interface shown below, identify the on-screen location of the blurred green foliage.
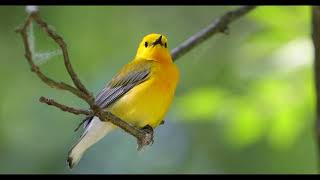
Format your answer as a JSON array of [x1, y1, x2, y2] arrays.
[[0, 6, 317, 174]]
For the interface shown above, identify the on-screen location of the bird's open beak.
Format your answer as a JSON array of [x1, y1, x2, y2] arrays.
[[152, 35, 163, 47]]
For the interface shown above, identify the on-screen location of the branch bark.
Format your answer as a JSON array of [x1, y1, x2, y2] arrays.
[[17, 6, 256, 150], [312, 6, 320, 173], [32, 15, 94, 100], [15, 14, 90, 104], [39, 96, 92, 116], [171, 6, 256, 61]]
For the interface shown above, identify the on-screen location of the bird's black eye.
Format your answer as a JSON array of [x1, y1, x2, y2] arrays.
[[164, 43, 167, 48], [144, 42, 148, 47]]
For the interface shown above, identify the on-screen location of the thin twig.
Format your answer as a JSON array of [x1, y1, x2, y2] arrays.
[[15, 14, 89, 103], [39, 96, 92, 116], [32, 14, 92, 98], [312, 6, 320, 174], [17, 6, 256, 150], [171, 6, 256, 61], [33, 13, 95, 106]]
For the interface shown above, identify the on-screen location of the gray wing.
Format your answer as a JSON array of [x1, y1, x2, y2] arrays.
[[94, 69, 150, 108], [79, 60, 152, 131]]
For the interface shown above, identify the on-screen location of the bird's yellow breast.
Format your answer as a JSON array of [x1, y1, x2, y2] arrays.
[[107, 61, 179, 128]]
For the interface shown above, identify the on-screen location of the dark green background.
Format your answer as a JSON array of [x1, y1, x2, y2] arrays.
[[0, 6, 317, 173]]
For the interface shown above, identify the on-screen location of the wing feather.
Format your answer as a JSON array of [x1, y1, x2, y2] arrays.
[[80, 60, 153, 130], [95, 60, 152, 109]]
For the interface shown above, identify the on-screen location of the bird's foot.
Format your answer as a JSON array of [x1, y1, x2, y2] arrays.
[[137, 125, 154, 151], [142, 124, 153, 134], [160, 120, 165, 125]]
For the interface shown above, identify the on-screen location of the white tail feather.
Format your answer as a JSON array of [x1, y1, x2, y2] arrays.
[[67, 116, 115, 168]]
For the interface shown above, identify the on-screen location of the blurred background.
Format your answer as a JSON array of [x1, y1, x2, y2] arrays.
[[0, 6, 318, 174]]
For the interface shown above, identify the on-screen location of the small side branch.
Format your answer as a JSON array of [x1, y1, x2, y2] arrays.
[[31, 14, 94, 100], [15, 14, 89, 103], [39, 96, 92, 116]]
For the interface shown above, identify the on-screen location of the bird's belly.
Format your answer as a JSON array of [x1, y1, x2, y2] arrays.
[[107, 77, 177, 129]]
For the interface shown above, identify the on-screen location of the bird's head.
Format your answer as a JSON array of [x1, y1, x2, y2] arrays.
[[135, 33, 172, 63]]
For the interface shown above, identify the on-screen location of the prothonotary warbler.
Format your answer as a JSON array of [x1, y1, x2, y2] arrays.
[[67, 33, 179, 168]]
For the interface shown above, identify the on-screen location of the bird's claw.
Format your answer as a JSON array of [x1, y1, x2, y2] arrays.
[[137, 125, 154, 151]]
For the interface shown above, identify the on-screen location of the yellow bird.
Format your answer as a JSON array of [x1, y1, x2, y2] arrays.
[[67, 33, 180, 168]]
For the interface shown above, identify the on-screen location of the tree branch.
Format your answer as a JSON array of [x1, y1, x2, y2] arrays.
[[98, 112, 152, 150], [171, 6, 256, 61], [39, 96, 92, 116], [15, 14, 90, 104], [312, 6, 320, 173], [17, 6, 256, 150], [31, 14, 94, 100]]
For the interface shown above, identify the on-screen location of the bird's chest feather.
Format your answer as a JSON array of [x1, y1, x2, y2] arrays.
[[108, 63, 179, 128]]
